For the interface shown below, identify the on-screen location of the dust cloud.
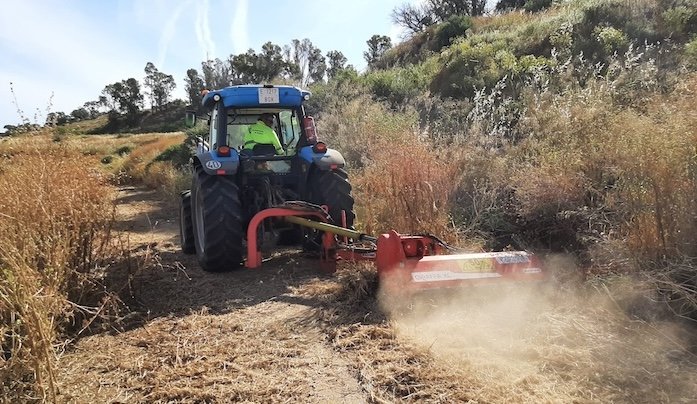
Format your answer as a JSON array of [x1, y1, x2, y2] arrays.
[[379, 255, 697, 403]]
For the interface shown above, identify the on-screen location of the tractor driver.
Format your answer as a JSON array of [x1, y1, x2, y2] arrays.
[[243, 113, 284, 155]]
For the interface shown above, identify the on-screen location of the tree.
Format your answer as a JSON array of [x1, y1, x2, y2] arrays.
[[495, 0, 526, 10], [286, 38, 326, 86], [229, 49, 257, 84], [102, 78, 143, 123], [143, 62, 176, 111], [429, 0, 485, 19], [308, 47, 326, 83], [70, 108, 90, 121], [255, 41, 287, 82], [392, 0, 486, 34], [326, 50, 348, 80], [391, 3, 434, 34], [184, 68, 205, 107], [282, 45, 302, 81], [45, 112, 69, 126], [83, 100, 103, 117], [364, 35, 392, 68], [201, 58, 230, 89]]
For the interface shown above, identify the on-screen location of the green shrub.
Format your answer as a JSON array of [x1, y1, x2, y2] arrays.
[[685, 36, 697, 68], [524, 0, 552, 13], [114, 145, 132, 156], [153, 143, 193, 169], [594, 26, 629, 54], [662, 4, 697, 38], [431, 42, 507, 98], [364, 63, 435, 106], [430, 40, 551, 98], [434, 15, 472, 49]]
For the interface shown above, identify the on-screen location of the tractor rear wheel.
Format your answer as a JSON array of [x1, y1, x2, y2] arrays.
[[191, 165, 244, 272], [179, 190, 195, 254], [309, 168, 355, 227], [305, 168, 355, 250]]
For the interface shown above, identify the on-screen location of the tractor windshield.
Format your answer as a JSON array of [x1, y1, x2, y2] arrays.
[[225, 108, 302, 155]]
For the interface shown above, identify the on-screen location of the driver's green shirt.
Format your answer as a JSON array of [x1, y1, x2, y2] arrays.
[[244, 121, 283, 154]]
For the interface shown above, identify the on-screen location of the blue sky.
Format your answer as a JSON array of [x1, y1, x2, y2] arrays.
[[0, 0, 421, 129]]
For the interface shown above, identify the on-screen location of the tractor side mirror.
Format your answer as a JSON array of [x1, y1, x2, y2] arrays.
[[185, 110, 197, 128]]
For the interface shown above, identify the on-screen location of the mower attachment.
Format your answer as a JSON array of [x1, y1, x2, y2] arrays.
[[245, 206, 545, 291], [375, 231, 544, 292]]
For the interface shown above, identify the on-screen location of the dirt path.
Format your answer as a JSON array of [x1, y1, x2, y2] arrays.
[[55, 186, 697, 403], [56, 187, 366, 403]]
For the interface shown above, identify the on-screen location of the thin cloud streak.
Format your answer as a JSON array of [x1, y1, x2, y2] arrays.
[[195, 0, 216, 60], [157, 0, 191, 68], [230, 0, 249, 55]]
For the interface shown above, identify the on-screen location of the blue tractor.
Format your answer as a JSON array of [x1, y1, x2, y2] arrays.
[[179, 85, 355, 272]]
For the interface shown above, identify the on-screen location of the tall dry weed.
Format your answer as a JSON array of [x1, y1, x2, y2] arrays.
[[353, 136, 459, 243], [0, 137, 116, 400]]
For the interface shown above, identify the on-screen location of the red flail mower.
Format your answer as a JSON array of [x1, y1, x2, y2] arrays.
[[245, 203, 545, 292]]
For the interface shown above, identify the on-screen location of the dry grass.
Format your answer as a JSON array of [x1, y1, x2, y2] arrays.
[[515, 73, 697, 262], [353, 138, 459, 243], [57, 305, 358, 403], [63, 132, 189, 196], [0, 132, 118, 401]]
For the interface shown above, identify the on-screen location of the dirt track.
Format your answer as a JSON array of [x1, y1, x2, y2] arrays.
[[56, 187, 368, 402], [55, 187, 697, 403]]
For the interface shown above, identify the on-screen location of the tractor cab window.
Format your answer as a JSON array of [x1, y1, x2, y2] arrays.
[[225, 108, 299, 155], [225, 113, 259, 150], [279, 110, 302, 155]]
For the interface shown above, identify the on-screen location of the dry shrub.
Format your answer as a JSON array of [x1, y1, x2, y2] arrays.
[[514, 72, 697, 261], [0, 138, 116, 400], [512, 72, 697, 319], [317, 94, 417, 170], [353, 136, 458, 242], [317, 95, 461, 241], [612, 83, 697, 261]]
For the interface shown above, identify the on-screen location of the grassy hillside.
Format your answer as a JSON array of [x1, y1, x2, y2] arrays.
[[308, 0, 697, 320]]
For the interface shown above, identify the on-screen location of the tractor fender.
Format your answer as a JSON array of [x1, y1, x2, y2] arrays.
[[299, 146, 345, 170], [195, 150, 240, 175]]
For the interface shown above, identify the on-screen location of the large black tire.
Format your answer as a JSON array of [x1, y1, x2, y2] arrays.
[[191, 165, 244, 272], [304, 168, 355, 251], [308, 168, 355, 227], [179, 190, 195, 254]]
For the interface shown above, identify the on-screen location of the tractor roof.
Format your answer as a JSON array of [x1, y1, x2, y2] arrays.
[[201, 84, 311, 110]]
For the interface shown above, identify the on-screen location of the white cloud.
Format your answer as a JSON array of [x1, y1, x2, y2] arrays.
[[195, 0, 216, 60], [230, 0, 249, 55]]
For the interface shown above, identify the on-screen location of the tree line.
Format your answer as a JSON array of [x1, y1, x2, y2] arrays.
[[37, 35, 395, 130], [30, 0, 532, 132]]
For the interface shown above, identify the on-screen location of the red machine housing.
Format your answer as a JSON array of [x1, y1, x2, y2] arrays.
[[375, 230, 544, 292]]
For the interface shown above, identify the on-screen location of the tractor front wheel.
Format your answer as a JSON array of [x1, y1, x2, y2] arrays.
[[191, 165, 244, 272]]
